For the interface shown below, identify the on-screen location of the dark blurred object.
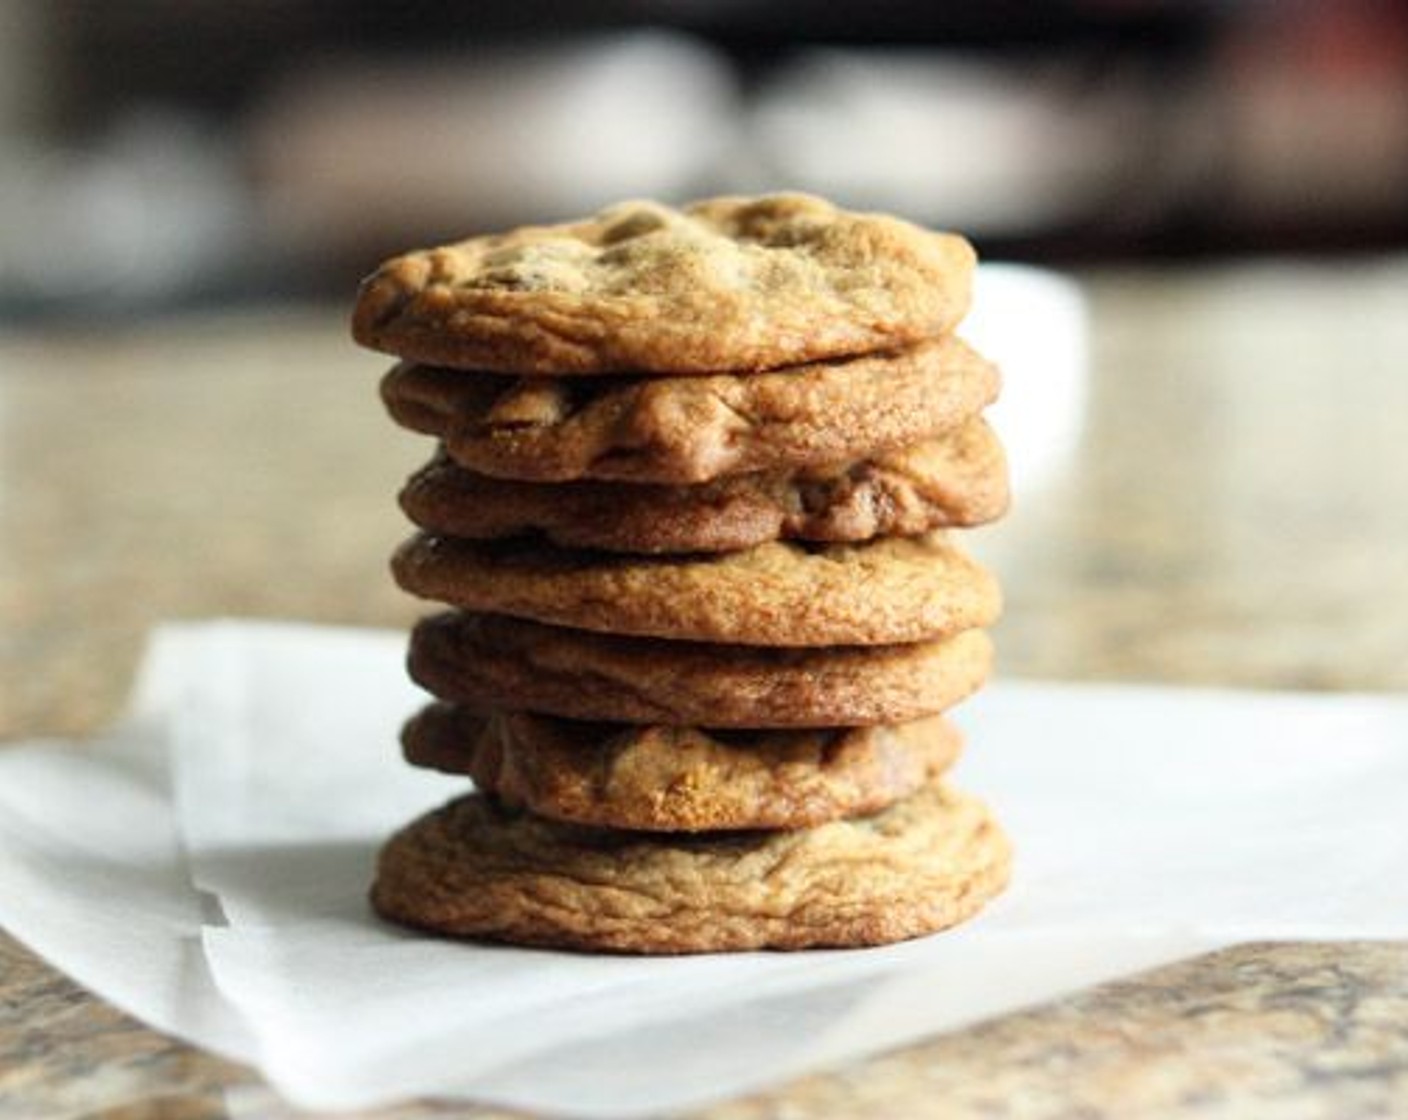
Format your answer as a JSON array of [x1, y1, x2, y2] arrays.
[[1216, 1, 1408, 234], [2, 0, 1407, 320]]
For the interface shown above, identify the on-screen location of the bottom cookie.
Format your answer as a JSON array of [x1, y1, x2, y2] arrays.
[[370, 782, 1011, 954]]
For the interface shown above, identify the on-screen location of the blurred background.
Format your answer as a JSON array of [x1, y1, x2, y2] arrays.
[[2, 0, 1407, 321]]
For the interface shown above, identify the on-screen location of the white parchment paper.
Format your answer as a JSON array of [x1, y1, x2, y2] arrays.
[[3, 621, 1406, 1117]]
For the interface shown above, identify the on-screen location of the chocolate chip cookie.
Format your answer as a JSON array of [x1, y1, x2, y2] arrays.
[[353, 194, 976, 375], [380, 335, 998, 484], [371, 781, 1010, 952], [399, 418, 1008, 552], [402, 702, 963, 831], [392, 532, 1001, 646], [408, 612, 992, 727]]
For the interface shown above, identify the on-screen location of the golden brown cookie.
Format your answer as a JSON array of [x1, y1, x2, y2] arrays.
[[392, 532, 1001, 647], [380, 336, 998, 484], [370, 781, 1011, 953], [408, 612, 992, 728], [403, 702, 963, 831], [399, 419, 1009, 553], [352, 194, 976, 375]]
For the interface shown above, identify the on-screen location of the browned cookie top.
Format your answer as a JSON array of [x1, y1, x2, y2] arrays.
[[408, 611, 992, 728], [392, 531, 1002, 647], [370, 781, 1011, 953], [380, 336, 998, 484], [402, 702, 963, 831], [398, 419, 1009, 553], [353, 194, 976, 375]]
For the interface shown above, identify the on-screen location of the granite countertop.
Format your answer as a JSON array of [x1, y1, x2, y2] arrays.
[[3, 263, 1407, 1117]]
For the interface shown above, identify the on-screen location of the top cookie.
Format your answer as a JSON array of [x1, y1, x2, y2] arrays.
[[352, 194, 976, 375]]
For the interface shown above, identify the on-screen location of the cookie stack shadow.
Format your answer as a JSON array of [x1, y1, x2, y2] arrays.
[[355, 194, 1013, 953]]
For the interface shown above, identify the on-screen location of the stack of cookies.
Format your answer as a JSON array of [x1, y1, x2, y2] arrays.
[[354, 194, 1012, 953]]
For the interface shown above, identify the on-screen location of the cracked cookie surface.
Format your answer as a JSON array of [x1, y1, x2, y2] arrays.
[[371, 780, 1010, 952], [408, 612, 992, 727], [402, 703, 963, 831], [352, 193, 976, 375], [392, 531, 1001, 646], [399, 418, 1008, 553], [380, 336, 998, 484]]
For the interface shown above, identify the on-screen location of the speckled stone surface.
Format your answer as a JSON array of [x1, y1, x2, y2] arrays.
[[4, 264, 1408, 1118]]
